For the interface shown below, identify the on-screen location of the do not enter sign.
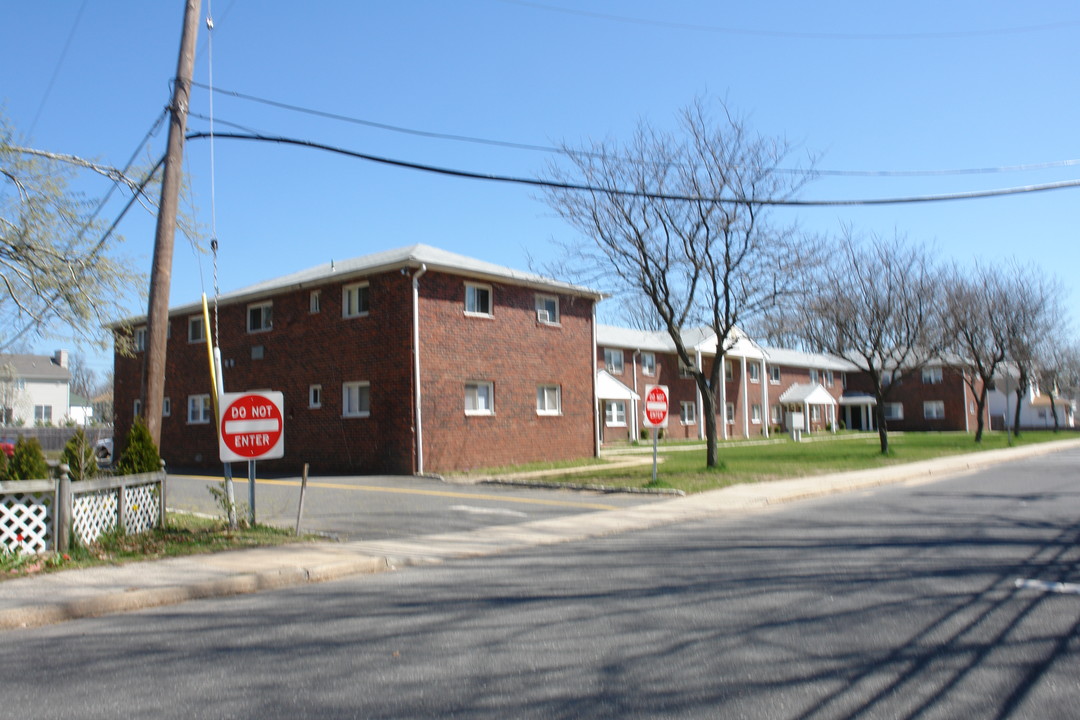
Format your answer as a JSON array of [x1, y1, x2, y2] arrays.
[[643, 384, 669, 428], [219, 391, 285, 462]]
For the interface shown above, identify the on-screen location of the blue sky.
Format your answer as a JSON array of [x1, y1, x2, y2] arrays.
[[3, 1, 1079, 377]]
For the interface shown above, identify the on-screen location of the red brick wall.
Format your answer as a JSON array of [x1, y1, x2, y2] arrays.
[[114, 268, 598, 475], [844, 366, 984, 432]]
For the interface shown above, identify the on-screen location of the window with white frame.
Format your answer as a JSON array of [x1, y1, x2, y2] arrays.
[[536, 385, 561, 415], [188, 394, 212, 424], [749, 363, 761, 383], [34, 405, 52, 424], [162, 397, 171, 417], [188, 316, 205, 343], [771, 404, 782, 424], [535, 294, 559, 324], [769, 366, 781, 384], [247, 301, 272, 333], [752, 404, 762, 424], [883, 403, 904, 421], [604, 400, 626, 426], [725, 402, 735, 423], [811, 405, 821, 422], [679, 359, 694, 379], [604, 348, 624, 374], [309, 384, 322, 409], [922, 367, 943, 384], [826, 370, 834, 387], [641, 352, 656, 376], [465, 381, 494, 415], [310, 290, 321, 314], [809, 369, 819, 384], [133, 399, 142, 418], [923, 400, 945, 419], [680, 401, 696, 425], [465, 283, 492, 316], [134, 326, 147, 352], [343, 381, 371, 418], [725, 360, 734, 382], [343, 282, 370, 318]]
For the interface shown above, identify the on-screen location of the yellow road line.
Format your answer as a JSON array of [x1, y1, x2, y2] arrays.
[[174, 475, 618, 511]]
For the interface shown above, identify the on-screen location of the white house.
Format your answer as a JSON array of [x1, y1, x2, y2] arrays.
[[0, 350, 72, 426]]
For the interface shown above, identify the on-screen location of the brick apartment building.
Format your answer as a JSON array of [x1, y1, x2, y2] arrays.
[[844, 360, 985, 433], [113, 245, 601, 474]]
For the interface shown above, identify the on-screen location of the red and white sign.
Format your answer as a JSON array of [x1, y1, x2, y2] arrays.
[[219, 391, 284, 462], [643, 384, 669, 428]]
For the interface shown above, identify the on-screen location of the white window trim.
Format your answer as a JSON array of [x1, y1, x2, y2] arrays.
[[922, 367, 943, 384], [134, 326, 147, 352], [309, 290, 321, 314], [923, 400, 945, 420], [187, 394, 212, 424], [465, 381, 494, 416], [133, 399, 142, 418], [769, 366, 781, 385], [343, 282, 370, 319], [465, 282, 494, 317], [188, 316, 205, 343], [162, 397, 171, 417], [604, 349, 624, 375], [724, 361, 734, 382], [725, 402, 735, 424], [883, 403, 904, 421], [679, 360, 694, 379], [537, 385, 561, 415], [751, 404, 762, 424], [749, 363, 761, 383], [605, 400, 627, 427], [641, 352, 656, 377], [247, 301, 273, 333], [534, 294, 560, 325], [680, 401, 696, 425], [309, 384, 322, 409], [342, 381, 371, 418]]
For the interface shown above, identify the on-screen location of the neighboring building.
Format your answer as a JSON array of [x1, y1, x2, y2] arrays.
[[0, 350, 71, 426], [987, 370, 1075, 430], [112, 245, 602, 474], [68, 392, 95, 426], [844, 358, 986, 433]]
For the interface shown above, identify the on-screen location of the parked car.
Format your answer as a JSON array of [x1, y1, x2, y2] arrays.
[[94, 438, 113, 465]]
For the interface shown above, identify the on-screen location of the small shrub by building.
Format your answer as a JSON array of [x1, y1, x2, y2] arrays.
[[8, 436, 49, 480]]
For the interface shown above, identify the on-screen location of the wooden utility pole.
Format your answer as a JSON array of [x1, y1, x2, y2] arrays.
[[144, 0, 201, 446]]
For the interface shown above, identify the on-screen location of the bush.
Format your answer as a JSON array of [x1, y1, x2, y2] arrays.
[[60, 428, 98, 481], [115, 417, 162, 475], [0, 445, 8, 482], [9, 436, 49, 480]]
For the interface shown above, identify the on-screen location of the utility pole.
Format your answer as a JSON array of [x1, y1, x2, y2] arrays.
[[144, 0, 201, 446]]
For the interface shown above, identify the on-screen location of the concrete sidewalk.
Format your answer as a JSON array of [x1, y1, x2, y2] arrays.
[[2, 439, 1077, 631]]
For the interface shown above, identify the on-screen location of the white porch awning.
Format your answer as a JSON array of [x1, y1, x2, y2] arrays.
[[595, 370, 639, 401], [779, 383, 836, 406]]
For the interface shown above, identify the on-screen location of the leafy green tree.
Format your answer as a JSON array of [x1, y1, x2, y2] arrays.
[[8, 436, 49, 480], [60, 428, 97, 481], [115, 417, 161, 475]]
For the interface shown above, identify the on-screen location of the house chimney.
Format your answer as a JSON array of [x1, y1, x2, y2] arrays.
[[54, 349, 69, 368]]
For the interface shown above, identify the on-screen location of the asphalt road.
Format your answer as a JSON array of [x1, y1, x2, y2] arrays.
[[5, 450, 1080, 719], [164, 470, 665, 540]]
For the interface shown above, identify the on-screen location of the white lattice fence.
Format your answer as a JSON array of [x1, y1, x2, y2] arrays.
[[0, 483, 54, 554], [123, 483, 160, 535], [72, 489, 119, 545]]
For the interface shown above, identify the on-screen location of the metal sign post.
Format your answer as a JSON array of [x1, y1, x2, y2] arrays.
[[642, 385, 669, 483], [218, 391, 285, 527]]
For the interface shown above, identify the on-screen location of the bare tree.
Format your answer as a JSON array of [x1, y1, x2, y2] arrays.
[[543, 99, 816, 467], [1005, 265, 1064, 437], [799, 231, 943, 454], [942, 263, 1012, 442], [1, 115, 149, 350], [1036, 340, 1080, 431], [66, 351, 97, 401]]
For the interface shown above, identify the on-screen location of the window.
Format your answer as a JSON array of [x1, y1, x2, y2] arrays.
[[604, 348, 624, 374], [725, 402, 735, 424], [248, 301, 272, 333], [162, 397, 171, 417], [133, 399, 142, 418], [187, 394, 212, 424], [771, 404, 782, 424], [343, 282, 370, 318], [34, 405, 52, 424], [310, 290, 321, 314], [752, 404, 763, 424], [826, 370, 834, 387], [465, 382, 494, 415], [924, 401, 945, 420], [188, 316, 205, 343], [809, 369, 819, 384], [883, 403, 904, 421], [1038, 408, 1048, 420], [922, 367, 943, 384], [641, 352, 656, 376], [535, 295, 559, 324], [725, 361, 734, 382], [134, 326, 147, 352], [749, 363, 761, 383], [537, 385, 561, 415], [309, 385, 322, 409], [465, 283, 492, 316], [604, 400, 626, 426], [811, 406, 821, 422], [769, 366, 781, 384], [343, 382, 371, 417], [680, 401, 696, 425], [679, 360, 694, 379]]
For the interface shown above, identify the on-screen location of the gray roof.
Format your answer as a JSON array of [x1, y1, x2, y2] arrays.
[[761, 347, 860, 372], [0, 354, 70, 382], [596, 324, 765, 358]]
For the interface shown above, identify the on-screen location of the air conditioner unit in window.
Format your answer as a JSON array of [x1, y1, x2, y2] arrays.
[[536, 309, 551, 323]]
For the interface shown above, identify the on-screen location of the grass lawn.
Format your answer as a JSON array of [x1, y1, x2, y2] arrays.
[[1, 512, 314, 580], [535, 431, 1074, 494]]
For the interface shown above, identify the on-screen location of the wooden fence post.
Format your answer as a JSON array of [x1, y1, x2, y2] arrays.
[[56, 464, 71, 552], [159, 460, 167, 528]]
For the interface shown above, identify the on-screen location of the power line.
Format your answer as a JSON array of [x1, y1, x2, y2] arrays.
[[183, 130, 1080, 207], [188, 82, 1080, 178]]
